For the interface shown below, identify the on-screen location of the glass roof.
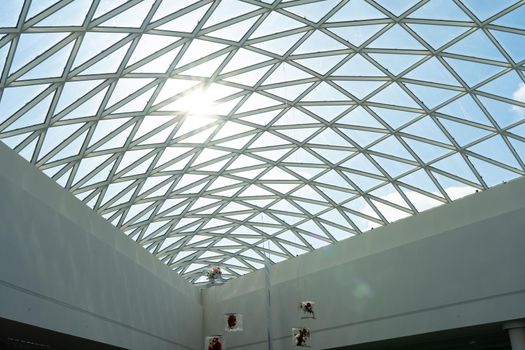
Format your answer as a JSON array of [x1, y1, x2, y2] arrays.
[[1, 0, 524, 283]]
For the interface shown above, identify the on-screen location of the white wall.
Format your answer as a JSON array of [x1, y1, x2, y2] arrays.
[[0, 142, 203, 350], [203, 177, 525, 350], [2, 137, 525, 350]]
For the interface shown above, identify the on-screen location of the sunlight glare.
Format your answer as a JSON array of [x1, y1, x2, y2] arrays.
[[175, 88, 217, 118]]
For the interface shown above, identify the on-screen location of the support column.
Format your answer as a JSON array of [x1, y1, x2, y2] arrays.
[[503, 321, 525, 350]]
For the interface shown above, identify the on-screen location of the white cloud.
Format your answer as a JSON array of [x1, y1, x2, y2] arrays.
[[511, 83, 525, 115], [359, 186, 476, 231], [445, 185, 477, 200], [513, 83, 525, 102]]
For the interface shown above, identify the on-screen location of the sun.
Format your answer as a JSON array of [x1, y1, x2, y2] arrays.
[[174, 87, 217, 119]]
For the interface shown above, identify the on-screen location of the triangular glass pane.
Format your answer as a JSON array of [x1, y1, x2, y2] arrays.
[[283, 147, 323, 164], [371, 184, 410, 208], [293, 30, 346, 54], [401, 187, 443, 212], [18, 137, 38, 162], [221, 48, 270, 73], [224, 66, 271, 86], [263, 62, 312, 84], [309, 128, 350, 147], [409, 0, 470, 21], [461, 0, 515, 21], [342, 153, 382, 175], [156, 4, 211, 32], [207, 17, 259, 41], [372, 155, 416, 177], [93, 0, 129, 19], [89, 118, 131, 146], [302, 82, 348, 101], [1, 1, 24, 27], [285, 0, 340, 22], [73, 33, 128, 68], [154, 79, 200, 105], [399, 169, 441, 194], [61, 87, 109, 120], [236, 93, 280, 113], [444, 57, 504, 86], [328, 0, 386, 21], [490, 30, 525, 62], [468, 134, 520, 168], [19, 41, 74, 80], [107, 78, 154, 107], [0, 133, 32, 149], [251, 33, 304, 55], [378, 0, 420, 16], [4, 94, 53, 131], [204, 0, 259, 27], [369, 82, 419, 108], [340, 128, 384, 147], [40, 123, 84, 157], [344, 172, 384, 191], [402, 116, 451, 144], [508, 137, 525, 163], [295, 54, 346, 75], [338, 106, 383, 128], [370, 106, 420, 129], [369, 53, 423, 75], [0, 43, 10, 74], [368, 24, 424, 50], [493, 4, 525, 29], [48, 130, 88, 162], [438, 94, 492, 126], [370, 136, 414, 160], [81, 42, 131, 75], [250, 11, 304, 38], [406, 23, 468, 49], [36, 0, 91, 26], [404, 57, 460, 85], [479, 70, 524, 101], [264, 83, 312, 101], [151, 0, 198, 21], [304, 105, 348, 122], [478, 96, 524, 128], [333, 54, 384, 76], [177, 39, 227, 67], [99, 0, 155, 27], [277, 127, 319, 142], [432, 153, 480, 184], [128, 34, 179, 65], [403, 137, 451, 163], [336, 80, 384, 99], [446, 30, 505, 61], [0, 84, 50, 123], [406, 83, 460, 109], [470, 157, 520, 186], [181, 54, 228, 78], [329, 24, 386, 47], [431, 172, 478, 199], [10, 33, 69, 73], [312, 147, 352, 163], [132, 46, 181, 73]]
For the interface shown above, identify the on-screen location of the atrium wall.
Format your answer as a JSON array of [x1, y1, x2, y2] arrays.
[[1, 136, 524, 350], [0, 142, 203, 350], [203, 176, 525, 350]]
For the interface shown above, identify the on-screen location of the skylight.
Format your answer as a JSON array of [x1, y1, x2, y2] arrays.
[[1, 0, 524, 283]]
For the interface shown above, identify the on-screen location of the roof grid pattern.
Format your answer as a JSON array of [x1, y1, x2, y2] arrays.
[[1, 0, 524, 283]]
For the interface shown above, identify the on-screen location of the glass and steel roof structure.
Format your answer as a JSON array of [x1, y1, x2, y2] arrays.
[[1, 0, 524, 283]]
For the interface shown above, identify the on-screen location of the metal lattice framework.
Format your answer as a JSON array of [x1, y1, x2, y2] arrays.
[[1, 0, 525, 283]]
